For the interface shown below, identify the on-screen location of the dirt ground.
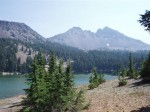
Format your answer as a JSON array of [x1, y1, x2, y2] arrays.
[[83, 79, 150, 112]]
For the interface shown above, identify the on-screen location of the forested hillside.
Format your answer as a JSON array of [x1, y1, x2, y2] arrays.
[[0, 20, 149, 74], [0, 38, 148, 74], [0, 38, 34, 73], [37, 42, 148, 73]]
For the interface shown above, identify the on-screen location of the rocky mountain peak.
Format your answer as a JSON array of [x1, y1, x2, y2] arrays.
[[102, 27, 124, 37], [0, 20, 45, 43], [96, 28, 103, 36], [49, 27, 150, 51], [1, 20, 149, 51], [66, 27, 83, 34]]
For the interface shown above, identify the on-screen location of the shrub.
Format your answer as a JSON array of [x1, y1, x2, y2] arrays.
[[70, 89, 90, 111], [118, 68, 127, 86], [118, 77, 127, 86], [88, 68, 105, 89], [133, 70, 139, 79]]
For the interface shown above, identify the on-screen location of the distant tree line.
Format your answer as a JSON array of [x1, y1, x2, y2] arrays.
[[29, 41, 148, 73], [0, 38, 148, 74], [0, 38, 33, 74]]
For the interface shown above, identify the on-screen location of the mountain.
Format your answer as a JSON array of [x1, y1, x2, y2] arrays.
[[0, 20, 45, 42], [1, 20, 150, 51], [48, 27, 150, 51], [0, 20, 149, 74]]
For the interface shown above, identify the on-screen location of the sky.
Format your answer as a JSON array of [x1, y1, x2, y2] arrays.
[[0, 0, 150, 44]]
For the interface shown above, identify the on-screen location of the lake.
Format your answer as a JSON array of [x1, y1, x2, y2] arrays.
[[0, 74, 117, 99]]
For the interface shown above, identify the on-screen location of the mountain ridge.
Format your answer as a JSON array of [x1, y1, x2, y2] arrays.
[[0, 20, 149, 74], [49, 26, 150, 51], [0, 20, 150, 51], [0, 20, 45, 43]]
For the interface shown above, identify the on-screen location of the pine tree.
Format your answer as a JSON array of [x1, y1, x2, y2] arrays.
[[48, 51, 57, 74], [45, 52, 58, 111], [58, 59, 64, 75], [35, 50, 47, 111], [127, 53, 134, 78], [54, 59, 65, 112], [88, 68, 98, 89], [23, 51, 86, 112], [22, 58, 39, 111], [139, 10, 150, 32], [50, 59, 65, 112], [21, 46, 24, 51], [22, 51, 47, 112], [28, 49, 32, 55], [62, 60, 75, 111], [64, 60, 74, 88], [88, 67, 105, 89], [140, 53, 150, 81], [71, 89, 86, 112], [99, 72, 105, 84], [118, 68, 127, 86]]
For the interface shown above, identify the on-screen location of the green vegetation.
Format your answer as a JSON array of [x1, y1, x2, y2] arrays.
[[22, 51, 47, 111], [127, 53, 134, 78], [0, 38, 33, 74], [118, 53, 141, 86], [0, 38, 147, 74], [139, 10, 150, 32], [118, 50, 150, 85], [22, 51, 86, 112], [88, 68, 105, 89], [118, 68, 127, 86], [127, 53, 139, 79], [140, 53, 150, 81], [138, 10, 150, 82]]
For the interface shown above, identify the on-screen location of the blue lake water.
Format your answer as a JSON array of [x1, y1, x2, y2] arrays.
[[0, 74, 117, 99]]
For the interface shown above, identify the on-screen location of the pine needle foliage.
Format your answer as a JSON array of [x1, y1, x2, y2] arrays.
[[23, 51, 86, 112], [22, 50, 47, 112], [127, 53, 139, 79], [88, 67, 105, 89], [127, 53, 134, 78], [118, 68, 127, 86], [139, 10, 150, 32], [140, 53, 150, 82]]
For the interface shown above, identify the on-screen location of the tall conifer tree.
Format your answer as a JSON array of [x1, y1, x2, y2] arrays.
[[36, 50, 47, 110], [23, 51, 85, 112], [23, 58, 38, 111], [46, 51, 58, 111], [127, 53, 134, 78], [140, 53, 150, 81], [23, 50, 47, 112], [54, 59, 65, 112], [63, 60, 75, 111], [88, 67, 105, 89]]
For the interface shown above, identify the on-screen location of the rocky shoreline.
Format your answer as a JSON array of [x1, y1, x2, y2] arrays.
[[0, 79, 150, 112], [0, 95, 25, 112]]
